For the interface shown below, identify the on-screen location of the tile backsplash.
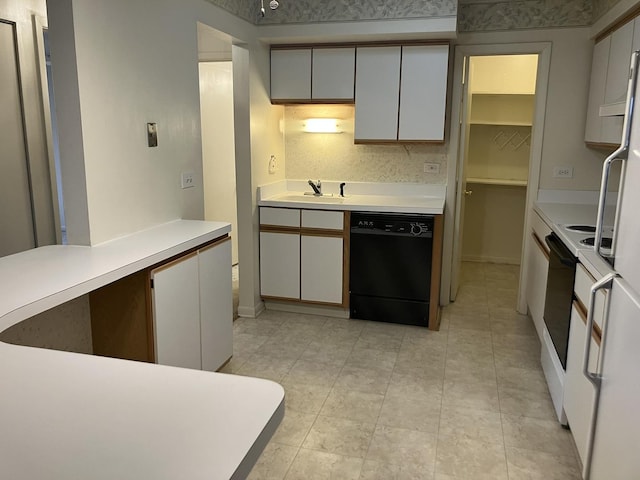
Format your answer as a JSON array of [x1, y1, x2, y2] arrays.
[[284, 105, 448, 184]]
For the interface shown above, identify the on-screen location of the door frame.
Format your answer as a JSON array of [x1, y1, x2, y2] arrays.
[[442, 42, 551, 313]]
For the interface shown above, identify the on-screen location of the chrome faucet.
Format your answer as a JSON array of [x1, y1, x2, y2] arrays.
[[308, 179, 322, 195]]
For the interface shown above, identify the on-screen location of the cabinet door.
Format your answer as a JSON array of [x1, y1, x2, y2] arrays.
[[604, 21, 634, 105], [260, 231, 300, 299], [312, 47, 355, 101], [398, 45, 449, 141], [199, 239, 233, 372], [585, 37, 611, 144], [270, 49, 312, 101], [354, 46, 401, 141], [564, 305, 599, 465], [526, 230, 549, 340], [301, 235, 343, 304], [151, 254, 202, 369], [601, 21, 633, 144]]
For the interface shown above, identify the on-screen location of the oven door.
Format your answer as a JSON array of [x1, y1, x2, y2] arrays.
[[543, 232, 578, 369]]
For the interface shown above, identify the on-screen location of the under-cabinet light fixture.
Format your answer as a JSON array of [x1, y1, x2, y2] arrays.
[[303, 118, 342, 133]]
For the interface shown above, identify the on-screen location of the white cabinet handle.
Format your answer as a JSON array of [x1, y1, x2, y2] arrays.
[[582, 272, 618, 480]]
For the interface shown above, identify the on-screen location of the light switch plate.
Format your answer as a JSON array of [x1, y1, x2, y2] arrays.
[[147, 123, 158, 147], [181, 171, 195, 189]]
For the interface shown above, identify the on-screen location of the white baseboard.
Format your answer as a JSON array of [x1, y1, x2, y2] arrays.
[[237, 300, 265, 319], [264, 301, 349, 319], [462, 255, 521, 265]]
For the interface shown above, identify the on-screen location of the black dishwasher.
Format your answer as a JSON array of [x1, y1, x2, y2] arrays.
[[349, 212, 433, 327]]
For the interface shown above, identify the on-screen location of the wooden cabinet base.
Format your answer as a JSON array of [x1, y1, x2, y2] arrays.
[[90, 270, 154, 362]]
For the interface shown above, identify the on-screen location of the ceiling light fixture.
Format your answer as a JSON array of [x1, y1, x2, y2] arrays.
[[303, 118, 342, 133], [260, 0, 279, 16]]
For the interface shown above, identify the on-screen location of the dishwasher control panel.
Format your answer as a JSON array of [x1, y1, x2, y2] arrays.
[[351, 212, 434, 237]]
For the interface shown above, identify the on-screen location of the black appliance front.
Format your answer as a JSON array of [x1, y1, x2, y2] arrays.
[[349, 212, 433, 327], [543, 232, 578, 369]]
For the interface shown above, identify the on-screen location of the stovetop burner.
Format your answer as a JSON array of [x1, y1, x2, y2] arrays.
[[580, 237, 613, 248], [565, 225, 597, 233]]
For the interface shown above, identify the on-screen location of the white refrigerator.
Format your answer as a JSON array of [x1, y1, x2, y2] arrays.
[[584, 50, 640, 479]]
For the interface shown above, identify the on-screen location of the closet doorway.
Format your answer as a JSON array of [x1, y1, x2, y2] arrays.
[[451, 54, 540, 304]]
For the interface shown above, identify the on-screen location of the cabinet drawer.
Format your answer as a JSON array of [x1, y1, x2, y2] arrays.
[[574, 263, 607, 330], [301, 210, 344, 230], [260, 207, 300, 227]]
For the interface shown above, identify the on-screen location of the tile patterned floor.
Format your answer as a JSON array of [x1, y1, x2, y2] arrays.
[[223, 263, 581, 479]]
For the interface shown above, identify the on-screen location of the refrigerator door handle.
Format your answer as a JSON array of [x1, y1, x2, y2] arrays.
[[582, 272, 619, 480], [595, 51, 640, 260]]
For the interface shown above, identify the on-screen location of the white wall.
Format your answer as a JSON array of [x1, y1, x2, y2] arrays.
[[199, 61, 239, 265], [49, 0, 206, 245], [47, 0, 285, 315], [458, 27, 607, 191]]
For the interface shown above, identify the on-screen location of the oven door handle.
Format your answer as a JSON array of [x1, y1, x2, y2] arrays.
[[545, 234, 576, 267]]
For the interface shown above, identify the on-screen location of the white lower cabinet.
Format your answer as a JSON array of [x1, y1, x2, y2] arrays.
[[301, 235, 343, 304], [151, 253, 202, 370], [564, 303, 599, 465], [151, 237, 233, 371], [199, 239, 233, 372], [525, 212, 551, 340], [564, 263, 607, 466], [259, 207, 346, 306], [259, 231, 301, 299]]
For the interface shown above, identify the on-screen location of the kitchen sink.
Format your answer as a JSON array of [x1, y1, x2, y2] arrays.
[[276, 193, 345, 204]]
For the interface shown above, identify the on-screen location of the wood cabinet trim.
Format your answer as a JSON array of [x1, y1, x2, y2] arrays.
[[342, 211, 351, 308], [271, 99, 355, 105], [150, 251, 198, 276], [429, 214, 444, 331], [271, 40, 450, 50], [260, 225, 301, 234], [300, 228, 344, 237], [573, 299, 602, 346], [595, 8, 640, 43], [197, 235, 231, 253], [354, 139, 446, 145], [531, 231, 550, 261]]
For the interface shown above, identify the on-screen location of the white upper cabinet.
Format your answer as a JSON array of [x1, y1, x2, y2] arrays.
[[585, 17, 638, 146], [355, 46, 402, 141], [312, 47, 355, 101], [604, 20, 634, 105], [585, 36, 611, 144], [355, 44, 449, 143], [270, 48, 312, 101], [271, 47, 355, 102], [398, 45, 449, 141]]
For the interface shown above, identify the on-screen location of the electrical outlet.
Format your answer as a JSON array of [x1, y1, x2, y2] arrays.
[[553, 166, 574, 178], [181, 171, 195, 189], [268, 155, 277, 174], [424, 163, 440, 174]]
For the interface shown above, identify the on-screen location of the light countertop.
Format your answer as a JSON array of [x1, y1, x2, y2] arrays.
[[0, 220, 284, 479], [534, 201, 615, 257], [258, 180, 446, 215]]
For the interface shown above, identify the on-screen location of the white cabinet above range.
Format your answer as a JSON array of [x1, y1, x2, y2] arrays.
[[585, 15, 640, 146]]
